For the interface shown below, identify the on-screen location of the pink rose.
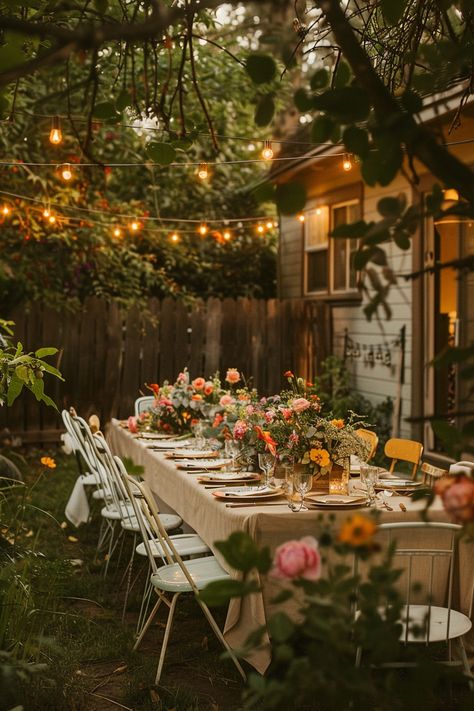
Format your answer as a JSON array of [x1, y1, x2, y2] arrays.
[[127, 416, 138, 434], [246, 405, 255, 415], [192, 377, 206, 390], [271, 536, 321, 581], [225, 368, 241, 385], [233, 419, 248, 440], [281, 407, 293, 420], [159, 397, 173, 407], [219, 394, 234, 407], [204, 381, 214, 395], [264, 410, 275, 423], [441, 475, 474, 523], [291, 397, 311, 413]]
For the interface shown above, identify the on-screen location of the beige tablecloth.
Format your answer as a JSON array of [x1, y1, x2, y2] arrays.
[[107, 420, 474, 674]]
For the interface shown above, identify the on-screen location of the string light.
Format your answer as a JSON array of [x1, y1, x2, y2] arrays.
[[113, 226, 122, 238], [297, 213, 305, 223], [48, 214, 56, 225], [256, 223, 265, 234], [198, 223, 208, 236], [197, 162, 209, 181], [273, 220, 278, 228], [60, 163, 73, 181], [49, 116, 62, 145], [265, 220, 273, 229], [170, 231, 180, 243], [223, 230, 231, 241], [261, 140, 274, 161], [342, 153, 353, 172], [130, 220, 140, 232], [43, 206, 51, 218], [2, 204, 11, 216]]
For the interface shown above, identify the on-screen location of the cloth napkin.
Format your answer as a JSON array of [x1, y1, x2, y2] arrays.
[[65, 475, 90, 527]]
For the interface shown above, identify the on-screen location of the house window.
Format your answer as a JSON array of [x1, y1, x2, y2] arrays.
[[304, 199, 360, 295]]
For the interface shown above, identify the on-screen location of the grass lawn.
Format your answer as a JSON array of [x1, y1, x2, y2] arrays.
[[0, 449, 245, 711]]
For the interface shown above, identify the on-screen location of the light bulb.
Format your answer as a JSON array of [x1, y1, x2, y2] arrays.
[[198, 223, 208, 236], [257, 223, 265, 234], [223, 230, 231, 241], [197, 163, 209, 181], [297, 213, 305, 223], [316, 208, 321, 215], [342, 153, 353, 172], [2, 205, 11, 216], [43, 207, 51, 218], [48, 215, 56, 224], [113, 227, 122, 238], [266, 220, 273, 229], [130, 220, 140, 232], [261, 140, 274, 161], [61, 163, 73, 181], [273, 220, 278, 228], [170, 232, 179, 243], [49, 117, 62, 145]]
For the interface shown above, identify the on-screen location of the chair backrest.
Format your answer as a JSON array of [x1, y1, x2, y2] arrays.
[[421, 462, 449, 486], [355, 428, 379, 460], [63, 409, 103, 488], [123, 474, 199, 593], [134, 396, 155, 418], [384, 438, 423, 479], [89, 431, 136, 528], [378, 521, 461, 644]]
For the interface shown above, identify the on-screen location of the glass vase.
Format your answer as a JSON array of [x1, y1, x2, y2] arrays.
[[329, 458, 350, 495]]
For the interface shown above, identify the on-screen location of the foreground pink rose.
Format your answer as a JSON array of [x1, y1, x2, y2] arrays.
[[192, 377, 206, 390], [127, 416, 138, 433], [220, 394, 234, 407], [271, 536, 321, 581], [440, 475, 474, 523], [291, 397, 311, 413], [225, 368, 241, 385]]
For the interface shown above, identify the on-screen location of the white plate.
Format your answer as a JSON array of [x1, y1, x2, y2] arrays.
[[138, 432, 173, 440], [308, 494, 367, 508], [148, 439, 194, 449], [168, 448, 216, 458], [212, 485, 283, 501], [198, 472, 260, 483], [176, 458, 231, 470]]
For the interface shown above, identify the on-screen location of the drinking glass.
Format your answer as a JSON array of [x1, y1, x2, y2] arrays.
[[293, 466, 313, 511], [283, 467, 299, 512], [192, 420, 206, 450], [258, 452, 275, 488], [225, 439, 241, 472], [360, 464, 378, 506]]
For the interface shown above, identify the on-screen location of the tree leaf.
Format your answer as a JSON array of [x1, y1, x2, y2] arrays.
[[115, 89, 132, 111], [255, 94, 275, 127], [275, 182, 306, 215], [381, 0, 408, 26], [35, 347, 58, 358], [343, 125, 369, 158], [377, 196, 404, 218], [245, 54, 276, 84], [331, 220, 369, 238], [199, 579, 255, 607], [334, 61, 352, 88], [401, 90, 423, 115], [7, 375, 24, 406], [215, 531, 263, 573], [93, 101, 119, 120], [267, 612, 294, 643], [312, 87, 371, 122], [310, 68, 329, 91], [252, 181, 275, 204], [311, 114, 334, 143], [147, 142, 176, 165], [294, 88, 313, 112]]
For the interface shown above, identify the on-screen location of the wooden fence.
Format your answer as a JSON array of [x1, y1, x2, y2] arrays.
[[1, 297, 329, 443]]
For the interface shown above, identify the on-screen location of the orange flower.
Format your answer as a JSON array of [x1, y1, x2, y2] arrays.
[[309, 448, 330, 467], [339, 514, 377, 547], [330, 419, 344, 429], [255, 425, 277, 456], [40, 456, 56, 469], [284, 370, 293, 378], [146, 383, 160, 397], [191, 394, 203, 401]]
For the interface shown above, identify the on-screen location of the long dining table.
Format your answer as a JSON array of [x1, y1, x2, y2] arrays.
[[106, 420, 474, 674]]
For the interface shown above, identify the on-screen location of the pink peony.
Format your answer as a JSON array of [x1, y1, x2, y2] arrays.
[[225, 368, 241, 385], [246, 404, 255, 415], [271, 536, 321, 581], [192, 377, 206, 390], [264, 410, 275, 423], [204, 381, 214, 395], [281, 407, 293, 420], [439, 475, 474, 523], [233, 419, 248, 440], [291, 397, 311, 413], [220, 394, 234, 407], [127, 416, 138, 433]]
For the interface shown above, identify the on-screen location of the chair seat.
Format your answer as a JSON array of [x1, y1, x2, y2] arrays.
[[398, 605, 472, 643], [101, 503, 181, 533], [150, 555, 229, 593], [79, 473, 98, 486], [136, 533, 210, 559], [92, 486, 112, 500], [101, 501, 135, 520]]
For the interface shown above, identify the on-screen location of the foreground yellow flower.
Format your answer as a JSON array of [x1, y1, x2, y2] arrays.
[[330, 418, 344, 429], [339, 514, 377, 547], [40, 456, 56, 469], [309, 447, 330, 467]]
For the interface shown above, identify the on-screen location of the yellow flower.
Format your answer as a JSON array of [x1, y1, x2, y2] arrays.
[[339, 514, 377, 547], [309, 447, 330, 467], [330, 418, 344, 429], [40, 456, 56, 469]]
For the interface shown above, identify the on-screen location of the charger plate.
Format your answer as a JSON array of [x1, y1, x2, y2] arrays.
[[137, 432, 173, 440], [166, 449, 217, 459], [198, 472, 260, 484], [212, 485, 283, 501], [176, 458, 231, 470], [376, 479, 422, 489], [148, 439, 194, 449]]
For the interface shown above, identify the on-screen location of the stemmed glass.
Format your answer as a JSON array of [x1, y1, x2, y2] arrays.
[[225, 439, 241, 472], [258, 452, 275, 488], [360, 464, 378, 506], [293, 467, 313, 511], [283, 467, 299, 512]]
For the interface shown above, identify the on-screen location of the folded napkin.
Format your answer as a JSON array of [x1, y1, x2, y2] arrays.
[[65, 475, 90, 527]]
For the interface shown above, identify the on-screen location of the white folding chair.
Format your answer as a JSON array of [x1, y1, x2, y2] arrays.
[[62, 408, 100, 489], [357, 522, 472, 684], [134, 396, 155, 418], [123, 475, 246, 684]]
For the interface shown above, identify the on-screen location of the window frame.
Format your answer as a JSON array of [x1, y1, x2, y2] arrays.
[[329, 199, 361, 295], [303, 206, 329, 295]]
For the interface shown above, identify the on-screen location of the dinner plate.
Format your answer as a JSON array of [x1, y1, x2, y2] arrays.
[[176, 458, 231, 470], [148, 439, 194, 449], [138, 432, 173, 440], [212, 485, 283, 501], [307, 494, 367, 508], [198, 472, 261, 484], [167, 449, 217, 459]]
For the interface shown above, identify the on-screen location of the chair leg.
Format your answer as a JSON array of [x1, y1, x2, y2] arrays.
[[355, 646, 362, 668], [104, 525, 122, 578], [133, 591, 165, 651], [155, 593, 180, 686], [197, 598, 246, 681], [136, 565, 152, 636], [457, 637, 474, 690], [121, 533, 137, 623]]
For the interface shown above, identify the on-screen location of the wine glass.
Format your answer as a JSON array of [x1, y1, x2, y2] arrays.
[[293, 467, 313, 511], [283, 466, 299, 512], [192, 420, 206, 450], [225, 439, 241, 472], [360, 464, 378, 506], [258, 452, 275, 488]]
